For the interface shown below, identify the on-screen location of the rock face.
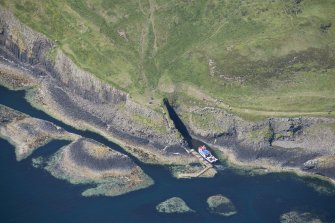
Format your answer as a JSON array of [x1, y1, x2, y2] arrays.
[[156, 197, 194, 214], [206, 194, 237, 216], [280, 211, 323, 223], [0, 8, 196, 166], [0, 105, 77, 160], [179, 104, 335, 180], [45, 138, 153, 197]]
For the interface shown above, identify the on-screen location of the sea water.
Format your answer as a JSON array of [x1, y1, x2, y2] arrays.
[[1, 86, 335, 223]]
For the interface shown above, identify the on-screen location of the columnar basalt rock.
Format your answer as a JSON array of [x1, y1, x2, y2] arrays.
[[0, 8, 196, 167]]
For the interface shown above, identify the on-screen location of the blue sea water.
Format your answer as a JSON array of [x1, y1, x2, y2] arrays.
[[0, 86, 335, 223]]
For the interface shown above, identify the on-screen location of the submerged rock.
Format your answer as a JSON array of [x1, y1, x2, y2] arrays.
[[280, 211, 323, 223], [45, 138, 153, 197], [207, 194, 237, 216], [156, 197, 194, 214]]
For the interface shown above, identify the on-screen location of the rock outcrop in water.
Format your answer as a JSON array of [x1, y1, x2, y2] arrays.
[[45, 138, 153, 197], [280, 211, 323, 223], [206, 194, 237, 216], [0, 105, 77, 160], [156, 197, 194, 213], [0, 8, 197, 168], [0, 105, 153, 196]]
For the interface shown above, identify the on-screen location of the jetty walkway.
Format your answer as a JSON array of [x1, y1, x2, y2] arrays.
[[178, 149, 215, 178]]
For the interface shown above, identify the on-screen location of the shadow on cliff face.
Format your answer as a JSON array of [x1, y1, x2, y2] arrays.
[[163, 98, 193, 148]]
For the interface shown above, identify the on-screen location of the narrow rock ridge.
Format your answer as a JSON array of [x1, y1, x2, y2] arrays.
[[0, 8, 195, 165], [0, 105, 78, 161]]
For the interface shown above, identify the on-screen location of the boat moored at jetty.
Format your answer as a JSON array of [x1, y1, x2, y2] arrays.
[[198, 145, 218, 163]]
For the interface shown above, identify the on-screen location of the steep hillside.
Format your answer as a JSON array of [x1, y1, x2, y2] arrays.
[[1, 0, 335, 119]]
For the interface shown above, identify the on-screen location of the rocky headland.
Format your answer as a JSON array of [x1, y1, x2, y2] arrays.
[[44, 138, 153, 197], [156, 197, 194, 214]]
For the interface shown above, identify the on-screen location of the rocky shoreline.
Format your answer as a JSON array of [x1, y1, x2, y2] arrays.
[[0, 7, 335, 184]]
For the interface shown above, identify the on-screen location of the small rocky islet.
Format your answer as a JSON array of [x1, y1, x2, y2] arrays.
[[206, 194, 237, 217], [280, 211, 323, 223], [156, 197, 194, 214]]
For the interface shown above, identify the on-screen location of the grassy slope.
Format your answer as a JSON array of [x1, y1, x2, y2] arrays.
[[1, 0, 335, 120]]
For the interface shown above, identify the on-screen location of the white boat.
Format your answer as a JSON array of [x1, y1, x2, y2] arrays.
[[198, 145, 218, 163]]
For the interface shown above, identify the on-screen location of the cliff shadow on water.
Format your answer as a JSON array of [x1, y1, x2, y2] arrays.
[[163, 98, 193, 148]]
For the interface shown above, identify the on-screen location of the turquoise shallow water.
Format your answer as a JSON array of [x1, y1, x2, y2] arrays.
[[1, 86, 335, 223]]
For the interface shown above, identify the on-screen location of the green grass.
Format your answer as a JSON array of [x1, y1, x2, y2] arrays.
[[248, 125, 273, 141], [2, 0, 335, 120], [130, 113, 166, 134], [310, 123, 335, 135], [190, 113, 223, 132]]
